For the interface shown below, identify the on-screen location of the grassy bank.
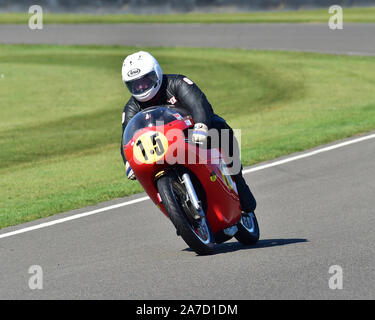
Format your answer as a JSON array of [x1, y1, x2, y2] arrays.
[[1, 44, 375, 229], [0, 7, 374, 24]]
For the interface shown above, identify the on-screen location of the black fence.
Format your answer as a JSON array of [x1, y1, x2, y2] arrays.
[[1, 0, 374, 13]]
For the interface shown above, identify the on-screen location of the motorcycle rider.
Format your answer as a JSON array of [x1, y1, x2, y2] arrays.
[[120, 51, 256, 214]]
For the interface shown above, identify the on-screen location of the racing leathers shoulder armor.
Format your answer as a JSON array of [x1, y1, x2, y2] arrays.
[[121, 74, 214, 162], [122, 74, 214, 133]]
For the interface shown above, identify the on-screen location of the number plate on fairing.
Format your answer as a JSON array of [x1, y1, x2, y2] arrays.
[[133, 131, 169, 164]]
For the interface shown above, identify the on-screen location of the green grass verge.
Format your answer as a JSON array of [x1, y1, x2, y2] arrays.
[[1, 7, 375, 24], [1, 44, 375, 229]]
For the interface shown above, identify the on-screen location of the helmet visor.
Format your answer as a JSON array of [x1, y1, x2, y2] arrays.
[[125, 71, 158, 95]]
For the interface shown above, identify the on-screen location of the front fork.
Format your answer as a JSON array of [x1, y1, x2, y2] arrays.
[[181, 173, 205, 219], [182, 172, 238, 239], [156, 169, 237, 239], [155, 169, 205, 220]]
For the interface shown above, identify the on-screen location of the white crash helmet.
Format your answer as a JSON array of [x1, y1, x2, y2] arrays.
[[122, 51, 163, 102]]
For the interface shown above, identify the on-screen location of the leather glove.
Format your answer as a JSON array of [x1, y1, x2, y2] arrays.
[[192, 123, 208, 144], [126, 161, 136, 180]]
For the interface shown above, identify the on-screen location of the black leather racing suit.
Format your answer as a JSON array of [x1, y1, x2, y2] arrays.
[[121, 74, 256, 213]]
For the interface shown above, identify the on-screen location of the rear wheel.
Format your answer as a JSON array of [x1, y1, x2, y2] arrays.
[[234, 212, 260, 245], [157, 171, 215, 255]]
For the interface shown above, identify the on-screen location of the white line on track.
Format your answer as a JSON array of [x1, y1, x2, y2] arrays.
[[0, 196, 149, 240], [1, 132, 375, 240], [242, 133, 375, 174]]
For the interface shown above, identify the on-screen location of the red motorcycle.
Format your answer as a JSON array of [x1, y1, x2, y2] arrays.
[[123, 106, 259, 255]]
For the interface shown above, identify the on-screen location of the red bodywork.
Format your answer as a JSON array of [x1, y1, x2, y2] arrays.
[[124, 115, 242, 234]]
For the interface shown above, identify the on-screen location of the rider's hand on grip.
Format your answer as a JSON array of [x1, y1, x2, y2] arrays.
[[126, 161, 136, 180], [192, 123, 208, 144]]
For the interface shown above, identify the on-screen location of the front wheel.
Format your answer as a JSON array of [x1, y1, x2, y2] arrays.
[[157, 171, 215, 255], [234, 212, 260, 245]]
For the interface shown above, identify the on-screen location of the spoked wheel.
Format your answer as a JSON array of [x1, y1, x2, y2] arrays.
[[234, 212, 260, 245], [192, 217, 211, 245], [157, 171, 215, 255]]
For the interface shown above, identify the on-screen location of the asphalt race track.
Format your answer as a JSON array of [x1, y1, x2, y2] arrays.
[[0, 23, 375, 55], [0, 23, 375, 299], [1, 133, 375, 299]]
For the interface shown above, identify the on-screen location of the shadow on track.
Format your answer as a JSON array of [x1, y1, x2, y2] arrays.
[[183, 238, 308, 255]]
